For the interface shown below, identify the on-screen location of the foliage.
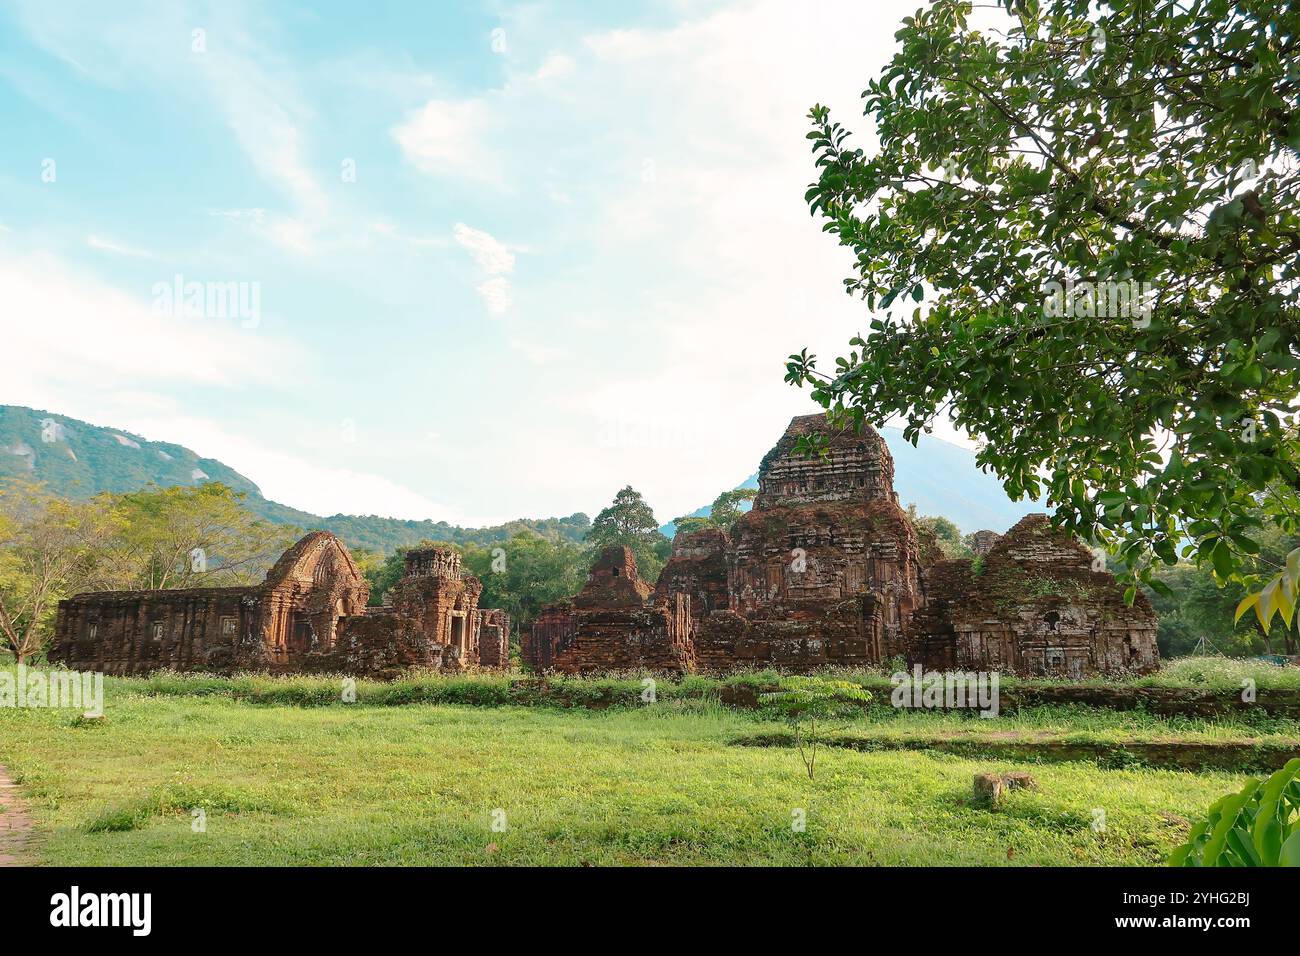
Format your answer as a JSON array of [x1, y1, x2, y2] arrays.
[[586, 485, 671, 580], [363, 533, 588, 628], [786, 0, 1300, 611], [759, 675, 871, 779], [1135, 655, 1300, 692], [105, 483, 299, 590], [671, 487, 757, 536], [706, 489, 757, 533], [0, 480, 301, 662], [0, 481, 120, 663], [461, 534, 588, 628], [906, 505, 971, 558], [1170, 759, 1300, 866], [671, 516, 714, 535]]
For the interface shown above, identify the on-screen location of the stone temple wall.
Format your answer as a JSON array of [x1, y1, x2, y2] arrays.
[[528, 414, 926, 674], [533, 546, 696, 675], [908, 515, 1159, 677], [476, 609, 511, 668], [52, 531, 370, 676], [526, 414, 1158, 679], [686, 414, 923, 671], [54, 537, 511, 678]]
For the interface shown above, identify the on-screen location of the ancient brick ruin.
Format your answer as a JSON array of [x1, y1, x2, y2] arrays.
[[52, 534, 510, 678], [525, 546, 694, 675], [908, 514, 1160, 678], [52, 413, 1158, 681], [527, 414, 1158, 678]]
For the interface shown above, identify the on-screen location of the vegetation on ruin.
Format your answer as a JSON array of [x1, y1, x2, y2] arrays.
[[585, 485, 672, 581], [0, 480, 300, 663], [672, 487, 758, 535], [787, 0, 1300, 618], [0, 681, 1279, 866]]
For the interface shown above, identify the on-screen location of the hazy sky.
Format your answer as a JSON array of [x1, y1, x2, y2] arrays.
[[0, 0, 951, 526]]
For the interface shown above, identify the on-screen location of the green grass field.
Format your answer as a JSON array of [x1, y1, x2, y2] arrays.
[[3, 663, 1296, 866]]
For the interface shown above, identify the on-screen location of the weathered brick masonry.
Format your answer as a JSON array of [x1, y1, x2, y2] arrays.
[[907, 514, 1159, 678], [531, 546, 695, 675], [528, 413, 1159, 677], [52, 535, 510, 677]]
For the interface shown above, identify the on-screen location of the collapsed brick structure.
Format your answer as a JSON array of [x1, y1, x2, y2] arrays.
[[52, 534, 510, 677], [526, 546, 694, 675], [908, 515, 1160, 678], [527, 414, 1158, 678], [529, 414, 925, 674]]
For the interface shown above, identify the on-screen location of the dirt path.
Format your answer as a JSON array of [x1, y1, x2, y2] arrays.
[[0, 764, 37, 866]]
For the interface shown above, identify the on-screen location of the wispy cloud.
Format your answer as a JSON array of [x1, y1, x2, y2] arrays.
[[453, 223, 516, 315], [87, 234, 157, 259]]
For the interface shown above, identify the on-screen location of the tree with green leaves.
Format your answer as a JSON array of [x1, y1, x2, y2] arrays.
[[759, 676, 871, 780], [108, 483, 299, 590], [364, 534, 588, 631], [670, 487, 758, 536], [462, 533, 588, 629], [586, 486, 671, 580], [787, 0, 1300, 619], [906, 505, 972, 559], [1171, 758, 1300, 866], [0, 482, 119, 664], [706, 488, 757, 533]]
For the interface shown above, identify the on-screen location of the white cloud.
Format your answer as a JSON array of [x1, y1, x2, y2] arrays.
[[0, 251, 284, 396], [379, 0, 934, 521], [117, 413, 488, 524], [453, 223, 515, 315], [392, 98, 500, 184], [453, 223, 515, 275], [87, 234, 156, 259], [11, 2, 330, 255], [477, 276, 513, 316]]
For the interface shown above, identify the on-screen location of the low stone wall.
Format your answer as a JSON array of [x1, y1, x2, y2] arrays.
[[731, 733, 1300, 773], [718, 681, 1300, 720]]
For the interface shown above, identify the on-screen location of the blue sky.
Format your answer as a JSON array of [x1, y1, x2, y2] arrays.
[[0, 0, 948, 525]]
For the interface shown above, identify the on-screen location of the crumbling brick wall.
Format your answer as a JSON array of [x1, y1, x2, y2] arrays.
[[476, 609, 511, 668], [529, 546, 695, 675], [653, 527, 730, 619], [908, 515, 1159, 677], [51, 531, 369, 675], [52, 535, 512, 679]]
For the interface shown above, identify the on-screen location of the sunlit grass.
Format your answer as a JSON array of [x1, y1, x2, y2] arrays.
[[0, 692, 1272, 866]]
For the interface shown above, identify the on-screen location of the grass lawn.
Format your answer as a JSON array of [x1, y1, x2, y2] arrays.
[[0, 686, 1275, 866]]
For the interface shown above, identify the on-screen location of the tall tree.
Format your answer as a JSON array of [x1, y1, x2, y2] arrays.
[[671, 488, 757, 536], [109, 484, 299, 590], [787, 0, 1300, 613], [586, 486, 671, 579], [707, 488, 757, 533], [906, 506, 971, 559], [0, 482, 119, 664]]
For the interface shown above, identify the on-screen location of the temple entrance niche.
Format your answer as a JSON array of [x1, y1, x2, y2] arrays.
[[290, 613, 315, 658], [450, 613, 466, 660]]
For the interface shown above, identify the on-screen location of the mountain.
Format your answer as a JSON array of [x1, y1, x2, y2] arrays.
[[658, 425, 1033, 537], [0, 405, 589, 554]]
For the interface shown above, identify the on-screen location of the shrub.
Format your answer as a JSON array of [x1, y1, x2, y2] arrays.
[[758, 676, 871, 779], [1170, 758, 1300, 866]]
